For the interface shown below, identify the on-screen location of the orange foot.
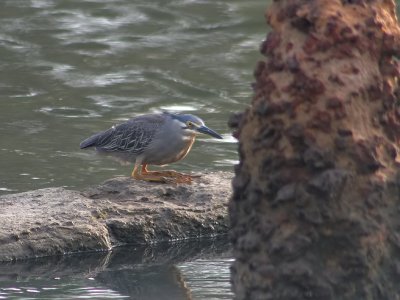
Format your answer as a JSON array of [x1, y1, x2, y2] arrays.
[[130, 164, 200, 184]]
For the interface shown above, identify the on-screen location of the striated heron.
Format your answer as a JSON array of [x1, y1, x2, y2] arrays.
[[80, 111, 223, 184]]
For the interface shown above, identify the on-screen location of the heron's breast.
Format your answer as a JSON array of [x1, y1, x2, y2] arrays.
[[175, 135, 196, 161], [144, 133, 196, 165]]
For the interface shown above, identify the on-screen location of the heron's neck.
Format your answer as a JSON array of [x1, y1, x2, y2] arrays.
[[182, 130, 196, 141]]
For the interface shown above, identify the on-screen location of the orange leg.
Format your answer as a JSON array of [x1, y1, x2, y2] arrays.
[[131, 163, 195, 184], [141, 164, 195, 184], [131, 162, 168, 183], [141, 164, 185, 177]]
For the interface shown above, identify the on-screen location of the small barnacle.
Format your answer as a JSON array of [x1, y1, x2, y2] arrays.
[[287, 55, 300, 72], [291, 17, 313, 33], [352, 66, 359, 74], [341, 0, 365, 5], [365, 17, 377, 27], [337, 128, 353, 137], [351, 140, 383, 173], [307, 111, 332, 133], [254, 61, 266, 77], [303, 34, 320, 54], [261, 31, 281, 56], [286, 42, 294, 52], [367, 84, 383, 101], [337, 44, 355, 58], [326, 97, 343, 109], [340, 26, 353, 39], [286, 71, 326, 100], [328, 74, 345, 86], [267, 60, 285, 72]]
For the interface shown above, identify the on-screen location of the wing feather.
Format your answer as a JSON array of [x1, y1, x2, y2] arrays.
[[81, 114, 164, 155]]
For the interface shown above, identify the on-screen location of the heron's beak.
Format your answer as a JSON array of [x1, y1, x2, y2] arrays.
[[196, 125, 223, 139]]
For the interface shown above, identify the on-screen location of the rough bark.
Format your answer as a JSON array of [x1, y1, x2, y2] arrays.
[[0, 172, 231, 261], [229, 0, 400, 299]]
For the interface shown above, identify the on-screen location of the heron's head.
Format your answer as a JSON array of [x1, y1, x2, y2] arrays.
[[168, 112, 223, 139]]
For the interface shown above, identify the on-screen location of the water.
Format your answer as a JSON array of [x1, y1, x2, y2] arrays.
[[0, 238, 233, 300], [0, 0, 267, 194], [0, 0, 268, 298]]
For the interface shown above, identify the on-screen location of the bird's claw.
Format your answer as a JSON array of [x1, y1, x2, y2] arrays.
[[161, 174, 193, 184], [142, 170, 200, 184]]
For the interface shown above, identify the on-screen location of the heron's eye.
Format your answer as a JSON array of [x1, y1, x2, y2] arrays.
[[186, 121, 193, 127]]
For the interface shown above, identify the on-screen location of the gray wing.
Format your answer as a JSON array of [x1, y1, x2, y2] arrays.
[[80, 114, 164, 154]]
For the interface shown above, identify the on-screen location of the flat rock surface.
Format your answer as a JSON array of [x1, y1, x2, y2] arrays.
[[0, 172, 232, 261]]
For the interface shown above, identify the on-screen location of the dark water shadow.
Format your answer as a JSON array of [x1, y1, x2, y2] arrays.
[[0, 237, 232, 299]]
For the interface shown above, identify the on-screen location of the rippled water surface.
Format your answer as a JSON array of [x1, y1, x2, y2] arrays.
[[0, 239, 232, 300], [0, 0, 268, 298], [0, 0, 267, 194]]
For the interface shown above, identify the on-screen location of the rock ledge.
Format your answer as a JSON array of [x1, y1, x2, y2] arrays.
[[0, 172, 232, 261]]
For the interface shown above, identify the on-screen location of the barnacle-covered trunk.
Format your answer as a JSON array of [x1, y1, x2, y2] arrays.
[[229, 0, 400, 299]]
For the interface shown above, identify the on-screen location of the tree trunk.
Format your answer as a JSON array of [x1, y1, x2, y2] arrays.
[[229, 0, 400, 299]]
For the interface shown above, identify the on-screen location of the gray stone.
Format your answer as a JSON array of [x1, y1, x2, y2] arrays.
[[0, 172, 232, 261]]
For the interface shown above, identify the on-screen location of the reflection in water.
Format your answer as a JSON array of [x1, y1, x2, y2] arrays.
[[0, 0, 265, 298], [0, 238, 232, 300], [177, 259, 234, 300], [0, 0, 267, 194]]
